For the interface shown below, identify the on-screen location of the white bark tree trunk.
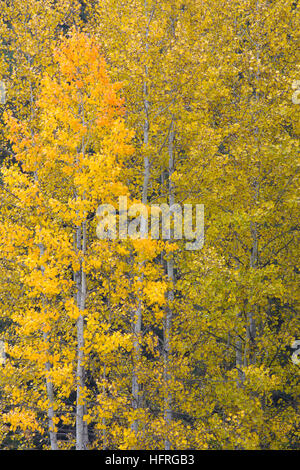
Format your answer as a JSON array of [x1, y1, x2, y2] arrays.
[[40, 246, 58, 450], [247, 0, 261, 366], [43, 329, 59, 450], [164, 118, 175, 450], [35, 172, 58, 450], [131, 0, 151, 438], [75, 217, 88, 450], [75, 97, 88, 449]]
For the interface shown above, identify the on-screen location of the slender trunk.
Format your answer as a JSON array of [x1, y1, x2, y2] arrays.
[[249, 219, 258, 363], [232, 235, 245, 386], [31, 77, 58, 448], [0, 339, 5, 365], [164, 119, 175, 449], [81, 221, 89, 447], [163, 10, 177, 448], [102, 260, 113, 448], [40, 248, 58, 450], [75, 95, 88, 449], [43, 330, 59, 450], [76, 311, 85, 449], [131, 298, 142, 434], [131, 0, 151, 437], [236, 314, 244, 387], [102, 364, 107, 449], [35, 171, 58, 450], [75, 220, 88, 449], [247, 0, 261, 366]]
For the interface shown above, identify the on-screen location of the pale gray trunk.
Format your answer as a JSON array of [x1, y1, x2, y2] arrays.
[[246, 1, 261, 366], [232, 236, 245, 386], [75, 97, 88, 450], [236, 311, 245, 387], [131, 298, 143, 434], [40, 249, 58, 450], [43, 330, 59, 450], [76, 311, 85, 449], [0, 340, 5, 366], [75, 220, 88, 450], [102, 364, 107, 449], [164, 119, 175, 450], [35, 172, 58, 450], [31, 86, 58, 449], [131, 0, 151, 436], [248, 219, 258, 365]]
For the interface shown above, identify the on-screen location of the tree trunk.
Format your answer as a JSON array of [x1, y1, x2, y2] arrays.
[[40, 248, 58, 450], [131, 0, 151, 438], [247, 0, 261, 366], [35, 172, 58, 450], [75, 220, 88, 450], [164, 118, 175, 449], [43, 329, 59, 450]]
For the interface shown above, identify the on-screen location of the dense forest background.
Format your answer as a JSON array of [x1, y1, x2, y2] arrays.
[[0, 0, 299, 450]]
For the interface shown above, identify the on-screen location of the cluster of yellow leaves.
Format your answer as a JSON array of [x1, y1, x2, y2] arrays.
[[3, 409, 44, 434]]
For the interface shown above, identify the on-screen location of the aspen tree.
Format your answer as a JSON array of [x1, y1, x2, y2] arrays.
[[0, 0, 299, 450], [0, 30, 134, 449]]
